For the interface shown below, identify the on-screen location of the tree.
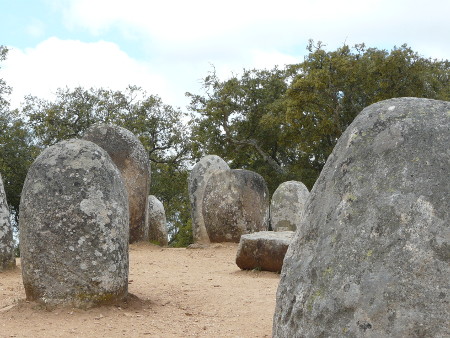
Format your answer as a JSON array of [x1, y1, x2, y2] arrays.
[[0, 46, 10, 113], [187, 67, 299, 192], [285, 41, 450, 176], [188, 42, 449, 192], [22, 86, 194, 245], [0, 46, 39, 225]]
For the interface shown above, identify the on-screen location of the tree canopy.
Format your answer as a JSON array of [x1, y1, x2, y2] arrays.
[[188, 42, 449, 192]]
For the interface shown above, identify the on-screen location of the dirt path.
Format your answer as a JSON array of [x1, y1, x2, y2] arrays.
[[1, 242, 279, 337]]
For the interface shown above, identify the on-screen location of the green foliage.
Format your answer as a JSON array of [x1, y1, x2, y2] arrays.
[[0, 111, 39, 223], [188, 42, 449, 192], [187, 67, 297, 192], [0, 46, 40, 224], [0, 46, 11, 113], [170, 218, 193, 248], [285, 41, 450, 174]]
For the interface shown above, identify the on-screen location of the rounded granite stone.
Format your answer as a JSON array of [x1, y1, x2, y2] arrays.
[[273, 98, 450, 337], [147, 195, 168, 246], [0, 173, 15, 271], [83, 123, 150, 243], [202, 169, 269, 243], [19, 139, 129, 308], [270, 180, 309, 231], [188, 155, 230, 243]]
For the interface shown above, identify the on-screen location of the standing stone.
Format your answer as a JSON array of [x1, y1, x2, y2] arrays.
[[0, 173, 15, 271], [236, 231, 294, 272], [270, 181, 309, 231], [19, 139, 129, 308], [188, 155, 230, 243], [83, 123, 150, 243], [273, 98, 450, 337], [202, 169, 269, 243], [148, 195, 168, 246]]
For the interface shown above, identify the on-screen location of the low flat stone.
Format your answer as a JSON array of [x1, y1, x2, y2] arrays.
[[236, 231, 294, 272]]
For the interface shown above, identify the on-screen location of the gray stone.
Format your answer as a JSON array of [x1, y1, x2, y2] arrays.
[[19, 139, 129, 308], [236, 231, 294, 272], [273, 98, 450, 337], [202, 169, 270, 243], [188, 155, 230, 243], [0, 173, 15, 271], [83, 123, 150, 243], [270, 181, 309, 231], [148, 195, 168, 246]]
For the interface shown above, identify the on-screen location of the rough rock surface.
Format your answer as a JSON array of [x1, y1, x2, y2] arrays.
[[83, 123, 150, 243], [148, 195, 168, 246], [270, 181, 309, 231], [19, 139, 129, 308], [273, 98, 450, 337], [188, 155, 230, 243], [202, 169, 269, 243], [236, 231, 294, 272], [0, 173, 15, 271]]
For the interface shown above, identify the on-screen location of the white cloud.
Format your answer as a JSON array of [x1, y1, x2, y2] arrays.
[[2, 38, 171, 109], [59, 0, 450, 60], [2, 0, 449, 112]]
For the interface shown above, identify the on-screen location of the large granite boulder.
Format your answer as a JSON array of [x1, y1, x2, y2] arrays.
[[273, 98, 450, 337], [270, 181, 309, 231], [188, 155, 230, 243], [19, 139, 129, 308], [202, 169, 270, 243], [0, 173, 15, 271], [236, 231, 294, 272], [148, 195, 168, 246], [83, 123, 150, 243]]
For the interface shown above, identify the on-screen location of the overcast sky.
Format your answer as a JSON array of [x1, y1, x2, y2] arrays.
[[1, 0, 449, 110]]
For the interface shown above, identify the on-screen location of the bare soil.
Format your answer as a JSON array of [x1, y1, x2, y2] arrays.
[[1, 242, 279, 337]]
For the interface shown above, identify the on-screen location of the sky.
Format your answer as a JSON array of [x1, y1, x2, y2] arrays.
[[1, 0, 449, 110]]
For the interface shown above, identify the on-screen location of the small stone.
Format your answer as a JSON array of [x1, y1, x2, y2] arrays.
[[0, 173, 15, 271], [270, 181, 309, 231], [147, 195, 168, 246]]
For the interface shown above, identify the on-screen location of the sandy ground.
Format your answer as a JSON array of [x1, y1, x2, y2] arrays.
[[0, 242, 280, 337]]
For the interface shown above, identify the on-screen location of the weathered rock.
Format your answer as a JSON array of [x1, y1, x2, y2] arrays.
[[236, 231, 294, 272], [19, 139, 129, 308], [148, 195, 168, 246], [0, 173, 15, 271], [188, 155, 230, 243], [83, 123, 150, 243], [270, 181, 309, 231], [202, 169, 270, 243], [273, 98, 450, 337]]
